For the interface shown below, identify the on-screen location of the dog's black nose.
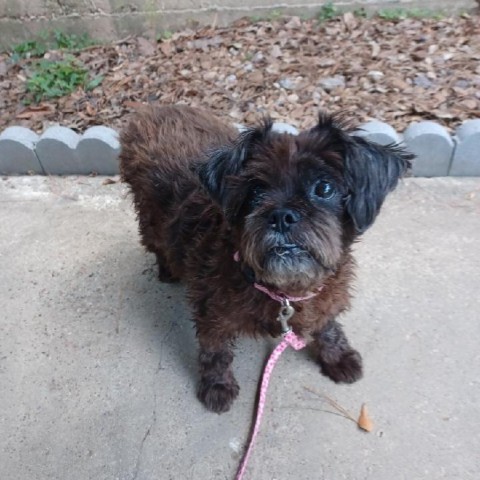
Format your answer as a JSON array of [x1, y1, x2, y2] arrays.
[[268, 208, 300, 233]]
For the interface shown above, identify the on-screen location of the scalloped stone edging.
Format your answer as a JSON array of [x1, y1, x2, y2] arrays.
[[0, 119, 479, 177], [0, 125, 120, 176]]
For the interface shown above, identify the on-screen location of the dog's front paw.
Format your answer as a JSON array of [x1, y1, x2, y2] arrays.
[[319, 349, 363, 384], [197, 375, 240, 414]]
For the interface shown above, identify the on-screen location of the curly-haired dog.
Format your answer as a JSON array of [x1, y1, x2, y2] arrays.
[[120, 105, 413, 413]]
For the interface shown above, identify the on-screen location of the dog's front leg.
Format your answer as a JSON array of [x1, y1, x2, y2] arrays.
[[196, 334, 240, 414], [311, 319, 363, 384]]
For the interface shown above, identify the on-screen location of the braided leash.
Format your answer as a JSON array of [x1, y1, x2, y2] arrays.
[[232, 250, 321, 479], [235, 330, 307, 480]]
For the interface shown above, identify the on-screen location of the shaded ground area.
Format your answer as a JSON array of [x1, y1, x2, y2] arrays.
[[1, 176, 479, 479], [0, 13, 479, 134]]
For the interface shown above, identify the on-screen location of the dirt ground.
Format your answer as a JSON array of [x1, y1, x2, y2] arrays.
[[0, 13, 479, 133]]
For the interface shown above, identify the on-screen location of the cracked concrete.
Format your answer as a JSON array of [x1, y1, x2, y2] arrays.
[[0, 176, 479, 480], [132, 396, 156, 480]]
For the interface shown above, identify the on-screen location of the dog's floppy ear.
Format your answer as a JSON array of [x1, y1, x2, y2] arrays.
[[343, 136, 414, 233], [198, 120, 272, 208]]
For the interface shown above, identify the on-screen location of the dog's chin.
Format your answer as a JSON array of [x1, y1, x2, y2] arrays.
[[255, 245, 326, 294]]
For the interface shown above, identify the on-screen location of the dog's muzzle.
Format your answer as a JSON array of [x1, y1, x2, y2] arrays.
[[269, 244, 305, 257]]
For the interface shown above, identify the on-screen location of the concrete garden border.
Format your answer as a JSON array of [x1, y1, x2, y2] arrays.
[[0, 119, 479, 176]]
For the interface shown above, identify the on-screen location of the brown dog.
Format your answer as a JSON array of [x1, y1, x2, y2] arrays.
[[120, 105, 413, 413]]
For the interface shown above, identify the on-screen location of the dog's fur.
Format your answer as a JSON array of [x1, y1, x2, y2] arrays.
[[120, 105, 413, 413]]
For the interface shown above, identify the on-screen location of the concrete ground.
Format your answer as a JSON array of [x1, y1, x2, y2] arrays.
[[1, 176, 479, 480]]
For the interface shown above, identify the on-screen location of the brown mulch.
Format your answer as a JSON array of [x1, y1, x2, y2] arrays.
[[0, 13, 479, 134]]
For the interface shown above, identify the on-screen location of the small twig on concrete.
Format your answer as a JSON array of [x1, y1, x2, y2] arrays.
[[303, 386, 357, 423]]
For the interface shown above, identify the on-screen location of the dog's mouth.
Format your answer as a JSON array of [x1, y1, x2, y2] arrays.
[[253, 242, 324, 294], [268, 244, 308, 258]]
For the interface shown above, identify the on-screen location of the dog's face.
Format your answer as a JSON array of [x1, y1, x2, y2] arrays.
[[199, 113, 413, 294]]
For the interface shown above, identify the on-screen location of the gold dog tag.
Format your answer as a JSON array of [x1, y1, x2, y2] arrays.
[[277, 300, 295, 334]]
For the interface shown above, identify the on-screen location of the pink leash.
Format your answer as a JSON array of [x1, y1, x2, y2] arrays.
[[235, 330, 306, 480], [233, 250, 321, 480]]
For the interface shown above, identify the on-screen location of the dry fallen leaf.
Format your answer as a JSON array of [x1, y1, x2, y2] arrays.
[[102, 178, 117, 185], [16, 105, 53, 119], [343, 12, 357, 31], [0, 61, 8, 77], [357, 404, 374, 432], [304, 387, 375, 433], [247, 71, 264, 85], [270, 45, 283, 58], [370, 41, 380, 58], [1, 14, 479, 134], [159, 40, 174, 56], [137, 37, 155, 56]]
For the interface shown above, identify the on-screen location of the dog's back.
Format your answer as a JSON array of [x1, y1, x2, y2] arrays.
[[120, 104, 236, 193], [119, 105, 237, 274]]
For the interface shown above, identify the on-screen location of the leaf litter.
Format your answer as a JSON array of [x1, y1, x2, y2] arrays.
[[0, 13, 479, 133]]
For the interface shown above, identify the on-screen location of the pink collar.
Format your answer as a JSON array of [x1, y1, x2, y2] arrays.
[[253, 282, 321, 302], [234, 251, 322, 303]]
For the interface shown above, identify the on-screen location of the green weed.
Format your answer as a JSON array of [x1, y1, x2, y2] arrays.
[[157, 30, 173, 41], [11, 30, 97, 60], [377, 8, 443, 20], [317, 2, 339, 21], [250, 15, 263, 23], [353, 8, 368, 18], [11, 36, 49, 60], [249, 9, 283, 22], [268, 9, 283, 21], [12, 40, 47, 59], [26, 57, 103, 103], [52, 30, 95, 50]]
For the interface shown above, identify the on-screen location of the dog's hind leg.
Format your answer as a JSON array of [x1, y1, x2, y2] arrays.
[[311, 319, 363, 384], [136, 214, 180, 283], [196, 335, 240, 414], [154, 251, 180, 283]]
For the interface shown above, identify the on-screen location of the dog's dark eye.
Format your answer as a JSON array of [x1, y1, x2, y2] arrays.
[[248, 184, 266, 209], [314, 181, 335, 199]]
